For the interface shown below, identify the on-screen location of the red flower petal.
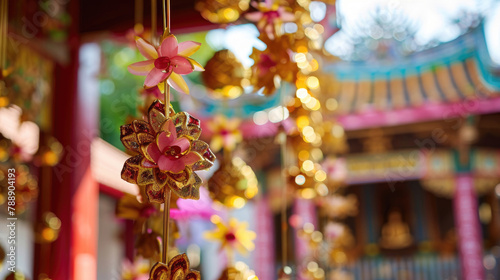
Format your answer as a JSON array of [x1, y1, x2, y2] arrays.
[[159, 35, 178, 58], [145, 68, 171, 88], [181, 152, 203, 166], [157, 133, 175, 153], [146, 143, 162, 163], [178, 41, 201, 56], [171, 56, 194, 75], [128, 60, 155, 76], [172, 137, 191, 154], [135, 37, 158, 60], [158, 156, 185, 173]]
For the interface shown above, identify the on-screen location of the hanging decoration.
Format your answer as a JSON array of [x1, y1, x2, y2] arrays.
[[204, 215, 256, 256], [245, 0, 295, 39], [121, 257, 150, 280], [249, 33, 298, 96], [207, 115, 243, 153], [116, 192, 162, 232], [115, 0, 350, 278], [207, 156, 258, 209], [217, 262, 258, 280], [120, 0, 216, 278], [205, 113, 256, 209], [195, 0, 251, 24], [202, 50, 247, 100], [297, 223, 326, 280], [204, 215, 258, 280], [127, 34, 204, 94], [149, 254, 201, 280], [120, 101, 215, 203]]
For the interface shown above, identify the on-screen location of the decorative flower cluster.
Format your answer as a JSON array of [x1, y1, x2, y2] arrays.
[[121, 100, 215, 203]]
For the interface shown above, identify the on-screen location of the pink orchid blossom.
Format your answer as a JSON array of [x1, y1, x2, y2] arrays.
[[128, 35, 204, 94], [145, 119, 202, 173]]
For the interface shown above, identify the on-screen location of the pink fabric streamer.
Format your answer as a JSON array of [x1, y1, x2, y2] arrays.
[[170, 187, 220, 220]]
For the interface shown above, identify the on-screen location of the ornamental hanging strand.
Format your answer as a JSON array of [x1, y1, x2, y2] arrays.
[[120, 0, 214, 279]]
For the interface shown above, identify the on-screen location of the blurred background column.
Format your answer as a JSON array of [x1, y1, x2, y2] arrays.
[[453, 118, 485, 280], [454, 174, 485, 280]]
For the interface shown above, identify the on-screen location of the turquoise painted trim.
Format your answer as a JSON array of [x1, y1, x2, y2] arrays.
[[191, 84, 291, 119], [323, 26, 498, 83], [452, 148, 475, 173]]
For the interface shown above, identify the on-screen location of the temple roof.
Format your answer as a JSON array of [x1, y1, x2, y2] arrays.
[[321, 26, 500, 130]]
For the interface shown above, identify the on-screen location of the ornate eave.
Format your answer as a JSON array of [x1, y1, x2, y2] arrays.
[[322, 26, 500, 130]]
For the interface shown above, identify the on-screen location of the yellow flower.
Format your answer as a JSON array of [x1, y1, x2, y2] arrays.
[[204, 216, 256, 256], [207, 115, 242, 153]]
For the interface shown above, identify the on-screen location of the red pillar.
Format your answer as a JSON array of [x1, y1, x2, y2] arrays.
[[454, 174, 485, 280], [34, 1, 99, 279], [254, 196, 275, 280]]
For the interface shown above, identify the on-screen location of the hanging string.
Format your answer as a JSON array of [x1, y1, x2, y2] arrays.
[[163, 0, 170, 34], [151, 0, 157, 45], [134, 0, 144, 34], [161, 0, 172, 265], [0, 0, 7, 71], [279, 85, 288, 267]]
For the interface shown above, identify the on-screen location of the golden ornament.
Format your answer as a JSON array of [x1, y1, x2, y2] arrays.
[[207, 157, 258, 208], [217, 262, 258, 280], [195, 0, 250, 24], [202, 50, 246, 100], [249, 33, 298, 96], [149, 253, 200, 280]]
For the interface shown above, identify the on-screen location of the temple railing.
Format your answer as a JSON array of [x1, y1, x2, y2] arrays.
[[341, 255, 460, 280]]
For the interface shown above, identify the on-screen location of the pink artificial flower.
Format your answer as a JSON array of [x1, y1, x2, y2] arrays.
[[145, 119, 203, 173], [128, 34, 204, 94], [245, 0, 295, 39]]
